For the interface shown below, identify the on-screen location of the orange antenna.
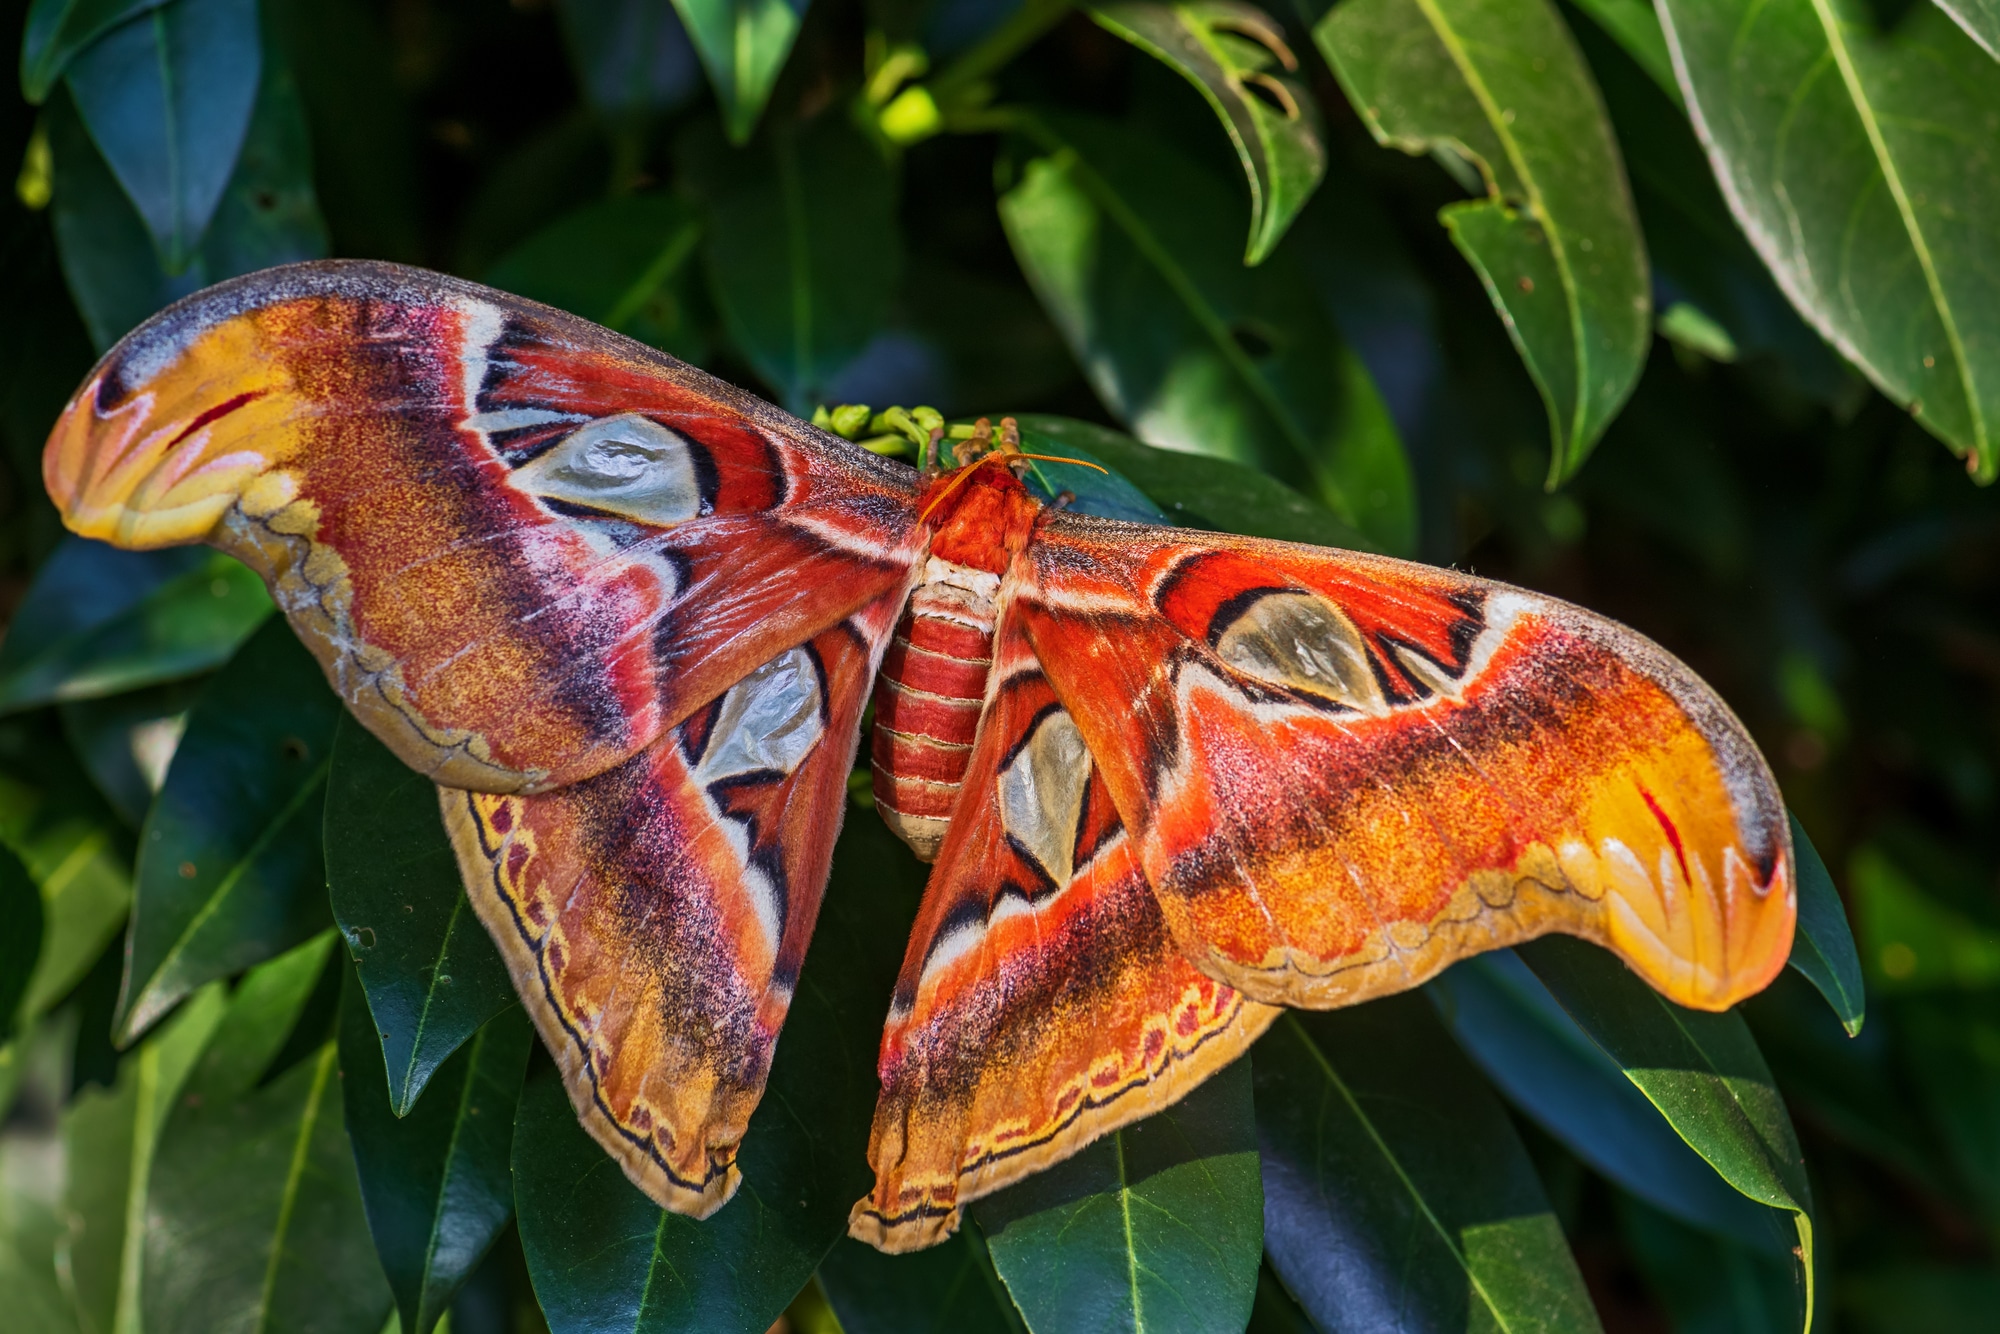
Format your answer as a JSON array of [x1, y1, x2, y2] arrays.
[[917, 450, 1109, 526]]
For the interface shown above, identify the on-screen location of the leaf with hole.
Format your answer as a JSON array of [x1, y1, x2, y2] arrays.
[[341, 972, 530, 1334], [118, 618, 341, 1045], [999, 112, 1414, 552], [1302, 0, 1651, 482], [973, 1053, 1264, 1334], [1254, 993, 1603, 1334], [1659, 0, 2000, 480], [1088, 1, 1326, 263], [325, 716, 516, 1115]]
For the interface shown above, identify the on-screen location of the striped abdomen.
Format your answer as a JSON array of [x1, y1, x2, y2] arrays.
[[871, 561, 1000, 860]]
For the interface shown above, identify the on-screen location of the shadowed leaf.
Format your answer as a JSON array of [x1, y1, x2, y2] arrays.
[[1788, 812, 1865, 1036]]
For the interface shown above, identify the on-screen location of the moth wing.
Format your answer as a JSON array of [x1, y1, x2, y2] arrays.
[[443, 590, 902, 1217], [849, 618, 1278, 1253], [1015, 513, 1795, 1014], [43, 260, 921, 793]]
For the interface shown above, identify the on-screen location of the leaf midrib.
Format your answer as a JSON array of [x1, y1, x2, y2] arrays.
[[412, 1026, 491, 1331], [251, 1044, 337, 1334]]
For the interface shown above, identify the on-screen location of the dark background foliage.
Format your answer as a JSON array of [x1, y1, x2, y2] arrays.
[[0, 0, 1996, 1331]]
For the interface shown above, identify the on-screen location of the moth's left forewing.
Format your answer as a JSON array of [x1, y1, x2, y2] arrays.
[[1017, 515, 1795, 1014], [441, 588, 904, 1218]]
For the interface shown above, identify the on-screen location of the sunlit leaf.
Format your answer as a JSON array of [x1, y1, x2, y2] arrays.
[[1518, 935, 1815, 1328], [671, 0, 810, 143], [325, 717, 515, 1115], [485, 193, 708, 365], [998, 112, 1415, 551], [513, 815, 920, 1333], [1255, 994, 1603, 1334], [0, 538, 270, 713], [1088, 1, 1326, 263], [62, 0, 262, 269], [975, 1055, 1263, 1334], [1660, 0, 2000, 481], [1303, 0, 1651, 482], [18, 0, 166, 103], [818, 1230, 1024, 1334], [1432, 951, 1793, 1250], [1934, 0, 2000, 63], [341, 974, 530, 1334], [1788, 812, 1865, 1036], [118, 618, 341, 1044], [680, 114, 900, 413]]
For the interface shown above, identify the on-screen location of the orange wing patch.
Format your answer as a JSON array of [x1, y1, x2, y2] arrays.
[[850, 624, 1278, 1252], [44, 262, 919, 793], [1019, 518, 1794, 1014]]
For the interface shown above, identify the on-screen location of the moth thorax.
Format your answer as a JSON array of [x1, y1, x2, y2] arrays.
[[870, 558, 1002, 861]]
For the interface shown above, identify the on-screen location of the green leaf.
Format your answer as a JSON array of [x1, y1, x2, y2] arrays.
[[62, 0, 262, 269], [1432, 951, 1792, 1250], [1849, 840, 2000, 992], [1517, 935, 1815, 1329], [143, 953, 393, 1334], [1304, 0, 1651, 482], [1788, 812, 1865, 1037], [670, 0, 809, 143], [48, 48, 329, 351], [58, 678, 203, 828], [554, 0, 702, 121], [512, 814, 922, 1333], [325, 716, 516, 1115], [57, 983, 227, 1334], [1934, 0, 2000, 64], [998, 112, 1415, 552], [180, 931, 339, 1105], [1087, 1, 1326, 263], [680, 114, 900, 413], [1014, 414, 1376, 550], [1659, 0, 2000, 481], [1003, 419, 1172, 524], [18, 0, 166, 103], [1254, 994, 1603, 1334], [1567, 0, 1679, 97], [0, 539, 272, 713], [0, 846, 45, 1038], [818, 1231, 1025, 1334], [340, 972, 531, 1334], [485, 193, 708, 365], [118, 618, 341, 1044], [974, 1055, 1264, 1334], [0, 713, 135, 1018], [1616, 1194, 1799, 1334]]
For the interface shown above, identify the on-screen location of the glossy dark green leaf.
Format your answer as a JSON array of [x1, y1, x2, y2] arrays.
[[1936, 0, 2000, 61], [681, 115, 900, 413], [1517, 935, 1815, 1326], [1788, 812, 1865, 1037], [1659, 0, 2000, 481], [341, 971, 531, 1334], [0, 846, 45, 1037], [143, 938, 392, 1334], [0, 537, 271, 712], [974, 1054, 1263, 1334], [1255, 994, 1602, 1334], [326, 716, 516, 1115], [485, 193, 708, 365], [119, 618, 341, 1044], [817, 1230, 1024, 1334], [555, 0, 702, 121], [58, 984, 227, 1334], [513, 813, 922, 1333], [1616, 1194, 1798, 1334], [1088, 1, 1326, 263], [671, 0, 810, 142], [0, 713, 135, 1017], [63, 0, 262, 269], [1431, 951, 1790, 1251], [58, 677, 201, 827], [998, 112, 1415, 553], [19, 0, 165, 101], [49, 48, 328, 351], [1004, 418, 1171, 524], [1014, 414, 1375, 550], [1304, 0, 1651, 482]]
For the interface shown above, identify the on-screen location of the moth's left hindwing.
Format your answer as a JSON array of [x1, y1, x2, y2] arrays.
[[43, 261, 922, 793]]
